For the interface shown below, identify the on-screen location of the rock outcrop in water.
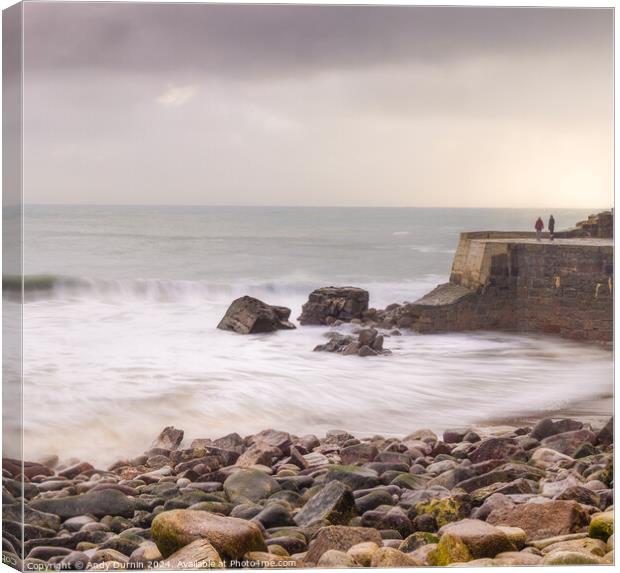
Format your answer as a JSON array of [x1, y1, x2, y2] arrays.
[[298, 287, 369, 325], [218, 296, 296, 334], [314, 328, 391, 357], [3, 417, 613, 570]]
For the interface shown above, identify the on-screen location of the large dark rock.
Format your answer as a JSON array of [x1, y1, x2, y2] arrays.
[[29, 489, 136, 519], [540, 429, 597, 457], [151, 426, 184, 450], [298, 287, 369, 325], [293, 481, 356, 527], [531, 418, 583, 441], [3, 458, 54, 479], [455, 462, 544, 493], [3, 504, 61, 531], [469, 438, 526, 464], [596, 417, 613, 446], [217, 296, 295, 334], [324, 465, 380, 490]]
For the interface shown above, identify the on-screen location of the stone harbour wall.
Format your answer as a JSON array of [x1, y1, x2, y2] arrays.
[[510, 242, 612, 341], [409, 233, 613, 344]]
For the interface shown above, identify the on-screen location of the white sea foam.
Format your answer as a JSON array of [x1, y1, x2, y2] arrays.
[[19, 291, 612, 465], [14, 205, 612, 464]]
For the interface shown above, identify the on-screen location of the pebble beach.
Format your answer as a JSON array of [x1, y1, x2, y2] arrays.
[[2, 416, 614, 569]]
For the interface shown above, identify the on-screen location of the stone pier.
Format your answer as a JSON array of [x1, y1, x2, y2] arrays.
[[406, 213, 613, 344]]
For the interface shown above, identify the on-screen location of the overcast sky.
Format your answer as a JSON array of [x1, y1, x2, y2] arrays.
[[22, 3, 613, 208]]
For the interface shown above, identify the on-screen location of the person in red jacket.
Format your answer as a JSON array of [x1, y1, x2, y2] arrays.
[[535, 217, 544, 241]]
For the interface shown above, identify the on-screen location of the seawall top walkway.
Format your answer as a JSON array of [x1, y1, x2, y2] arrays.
[[479, 237, 612, 247]]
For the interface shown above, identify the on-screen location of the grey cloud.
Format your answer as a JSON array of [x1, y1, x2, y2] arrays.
[[20, 3, 613, 208], [23, 3, 612, 79]]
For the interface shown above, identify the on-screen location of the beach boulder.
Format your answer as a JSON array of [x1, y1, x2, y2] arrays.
[[305, 526, 382, 564], [217, 296, 296, 334], [151, 509, 266, 559], [487, 500, 589, 540], [298, 287, 369, 325]]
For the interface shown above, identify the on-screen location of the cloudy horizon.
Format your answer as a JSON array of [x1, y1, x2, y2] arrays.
[[22, 3, 613, 208]]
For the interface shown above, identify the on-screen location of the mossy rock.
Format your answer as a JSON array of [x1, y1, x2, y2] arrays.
[[190, 501, 234, 515], [324, 465, 379, 490], [415, 496, 467, 528], [300, 485, 323, 503], [399, 531, 439, 553], [428, 533, 472, 566], [223, 469, 281, 503], [495, 526, 527, 550], [390, 473, 429, 490], [267, 528, 307, 543], [589, 511, 614, 542], [293, 481, 356, 528], [573, 442, 596, 459]]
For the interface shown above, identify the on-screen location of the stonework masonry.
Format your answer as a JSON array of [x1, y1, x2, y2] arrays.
[[406, 216, 613, 344]]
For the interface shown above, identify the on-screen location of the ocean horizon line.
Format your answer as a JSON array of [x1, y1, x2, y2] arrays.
[[23, 203, 610, 210]]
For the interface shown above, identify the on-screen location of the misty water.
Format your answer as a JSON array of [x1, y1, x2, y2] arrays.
[[9, 206, 613, 464]]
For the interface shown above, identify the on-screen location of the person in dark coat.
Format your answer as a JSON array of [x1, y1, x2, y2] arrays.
[[535, 217, 544, 241], [548, 215, 555, 241]]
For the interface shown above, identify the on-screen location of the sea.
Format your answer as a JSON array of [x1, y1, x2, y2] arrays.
[[7, 205, 613, 464]]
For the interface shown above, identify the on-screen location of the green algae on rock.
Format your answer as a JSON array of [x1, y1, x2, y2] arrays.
[[428, 533, 472, 566], [415, 496, 469, 528], [589, 511, 614, 542]]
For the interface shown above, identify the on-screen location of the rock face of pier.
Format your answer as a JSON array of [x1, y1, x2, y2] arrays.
[[403, 212, 613, 344]]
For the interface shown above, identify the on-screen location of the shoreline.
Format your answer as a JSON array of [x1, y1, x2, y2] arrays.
[[3, 415, 614, 570]]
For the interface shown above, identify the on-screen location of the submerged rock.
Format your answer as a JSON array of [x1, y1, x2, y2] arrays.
[[217, 296, 296, 334]]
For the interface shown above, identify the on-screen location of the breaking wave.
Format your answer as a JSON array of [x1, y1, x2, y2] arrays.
[[6, 274, 443, 306]]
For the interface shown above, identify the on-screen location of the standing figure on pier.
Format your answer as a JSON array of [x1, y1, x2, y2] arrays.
[[535, 216, 544, 241], [548, 214, 555, 241]]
